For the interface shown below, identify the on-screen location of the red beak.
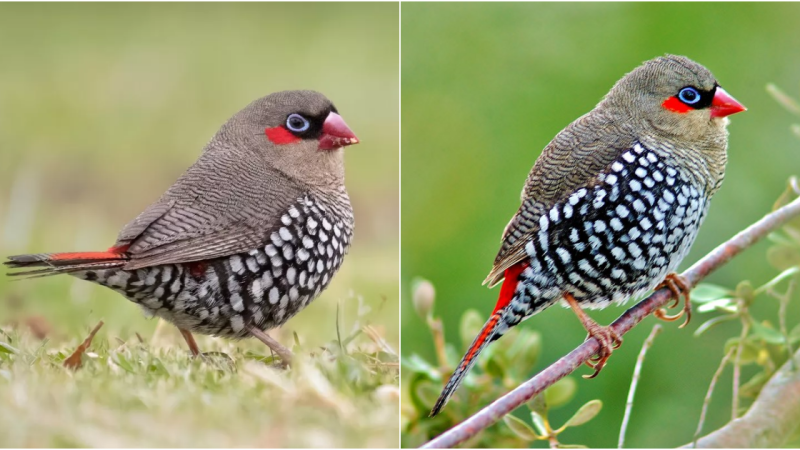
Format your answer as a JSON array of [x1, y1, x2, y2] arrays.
[[710, 87, 746, 118], [318, 112, 359, 150]]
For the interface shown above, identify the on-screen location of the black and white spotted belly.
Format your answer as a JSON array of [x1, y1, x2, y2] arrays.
[[78, 193, 354, 339], [504, 143, 710, 325]]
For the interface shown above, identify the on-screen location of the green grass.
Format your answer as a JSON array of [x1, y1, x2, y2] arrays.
[[0, 320, 398, 447]]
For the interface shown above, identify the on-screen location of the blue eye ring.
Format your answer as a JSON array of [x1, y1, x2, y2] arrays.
[[286, 113, 310, 132], [678, 87, 701, 105]]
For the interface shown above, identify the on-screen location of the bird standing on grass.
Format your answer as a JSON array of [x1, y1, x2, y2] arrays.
[[430, 55, 746, 416], [6, 90, 360, 366]]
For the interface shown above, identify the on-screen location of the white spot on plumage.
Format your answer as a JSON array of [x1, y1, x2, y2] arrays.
[[611, 246, 626, 261], [307, 217, 318, 233], [563, 203, 573, 218], [281, 214, 292, 226], [287, 267, 296, 285], [230, 315, 244, 333], [230, 293, 244, 312], [652, 170, 664, 182], [647, 152, 658, 163], [622, 152, 635, 162], [229, 255, 244, 274], [632, 199, 646, 213], [261, 271, 273, 289], [288, 206, 300, 218], [297, 248, 310, 262], [265, 245, 278, 257], [593, 190, 606, 208], [628, 242, 642, 258], [594, 220, 607, 233], [630, 179, 642, 192], [283, 244, 294, 260], [316, 260, 324, 273], [302, 235, 314, 249], [319, 230, 329, 242], [635, 167, 647, 178], [663, 190, 675, 204], [279, 227, 293, 241], [246, 257, 259, 273], [556, 247, 571, 264], [569, 228, 579, 243], [549, 206, 560, 223], [605, 174, 618, 185], [250, 279, 263, 301], [289, 286, 299, 301], [616, 205, 630, 219], [611, 162, 623, 172], [269, 287, 280, 304], [271, 232, 284, 247], [629, 227, 641, 240], [633, 256, 647, 270], [539, 215, 549, 232]]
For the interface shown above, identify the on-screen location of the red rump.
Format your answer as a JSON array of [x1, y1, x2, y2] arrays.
[[50, 251, 126, 261], [265, 126, 301, 145], [662, 96, 692, 113], [492, 262, 529, 314], [185, 261, 208, 279]]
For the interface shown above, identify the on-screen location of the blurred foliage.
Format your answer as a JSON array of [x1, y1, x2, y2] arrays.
[[0, 2, 398, 447], [402, 3, 800, 447], [403, 278, 600, 448]]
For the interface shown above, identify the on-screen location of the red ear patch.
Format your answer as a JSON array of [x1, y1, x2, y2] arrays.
[[662, 96, 692, 114], [265, 126, 301, 145]]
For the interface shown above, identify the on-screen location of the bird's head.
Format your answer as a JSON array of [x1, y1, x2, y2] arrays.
[[602, 55, 746, 142], [216, 90, 359, 188]]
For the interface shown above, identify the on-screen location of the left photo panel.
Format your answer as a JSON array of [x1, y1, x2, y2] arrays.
[[0, 3, 399, 447]]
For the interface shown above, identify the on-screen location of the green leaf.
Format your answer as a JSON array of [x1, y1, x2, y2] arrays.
[[724, 338, 760, 365], [766, 246, 800, 271], [557, 445, 589, 449], [697, 298, 737, 314], [0, 342, 19, 354], [483, 356, 505, 379], [545, 377, 577, 408], [530, 411, 549, 436], [562, 399, 602, 428], [528, 392, 548, 416], [750, 321, 786, 345], [400, 354, 438, 378], [504, 415, 540, 441], [691, 284, 732, 303], [694, 315, 737, 336]]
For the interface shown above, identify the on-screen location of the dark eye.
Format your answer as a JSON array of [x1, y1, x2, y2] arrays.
[[286, 113, 310, 132], [678, 87, 701, 105]]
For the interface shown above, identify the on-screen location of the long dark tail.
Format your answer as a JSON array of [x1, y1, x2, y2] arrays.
[[429, 311, 507, 417], [5, 250, 129, 279]]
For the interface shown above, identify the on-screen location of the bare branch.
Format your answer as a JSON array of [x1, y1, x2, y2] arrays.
[[618, 324, 662, 448], [682, 348, 800, 448], [421, 195, 800, 449]]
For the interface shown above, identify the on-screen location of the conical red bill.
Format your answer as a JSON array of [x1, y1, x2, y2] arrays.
[[710, 87, 746, 118], [319, 112, 359, 150]]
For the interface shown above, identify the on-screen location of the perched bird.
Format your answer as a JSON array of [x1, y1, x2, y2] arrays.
[[430, 55, 746, 416], [6, 90, 359, 365]]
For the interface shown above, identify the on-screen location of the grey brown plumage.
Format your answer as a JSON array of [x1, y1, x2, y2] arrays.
[[431, 55, 746, 416], [6, 90, 359, 360]]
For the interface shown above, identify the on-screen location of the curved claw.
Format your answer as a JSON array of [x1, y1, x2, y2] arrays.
[[654, 273, 693, 328]]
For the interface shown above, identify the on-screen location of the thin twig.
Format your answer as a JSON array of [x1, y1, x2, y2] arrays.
[[732, 315, 751, 420], [618, 324, 662, 449], [769, 279, 797, 371], [421, 195, 800, 449], [692, 348, 734, 448], [682, 348, 800, 448]]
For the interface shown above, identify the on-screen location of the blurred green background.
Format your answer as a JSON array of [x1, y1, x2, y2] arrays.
[[402, 2, 800, 448], [0, 2, 398, 447]]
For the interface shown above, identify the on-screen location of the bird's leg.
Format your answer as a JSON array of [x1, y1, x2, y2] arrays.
[[653, 273, 692, 328], [248, 325, 292, 368], [563, 293, 622, 379], [178, 327, 201, 358]]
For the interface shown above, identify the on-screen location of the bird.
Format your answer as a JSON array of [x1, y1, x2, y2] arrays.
[[5, 90, 360, 366], [429, 55, 746, 416]]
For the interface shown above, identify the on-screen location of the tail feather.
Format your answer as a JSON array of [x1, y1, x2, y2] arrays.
[[430, 312, 506, 417], [5, 251, 129, 278]]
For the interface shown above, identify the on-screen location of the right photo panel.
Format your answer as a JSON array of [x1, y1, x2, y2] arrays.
[[401, 3, 800, 448]]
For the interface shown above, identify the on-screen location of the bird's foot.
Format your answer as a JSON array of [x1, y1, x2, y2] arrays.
[[654, 273, 692, 328], [563, 292, 622, 379], [582, 323, 623, 379], [248, 325, 292, 369], [179, 327, 201, 358]]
